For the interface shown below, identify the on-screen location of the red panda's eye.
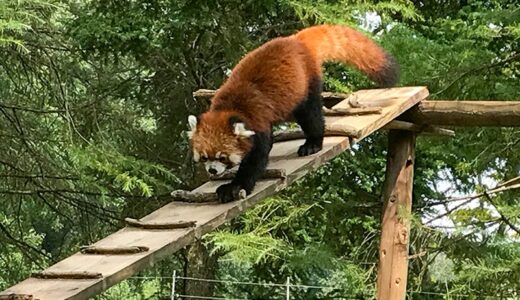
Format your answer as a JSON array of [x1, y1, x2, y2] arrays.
[[200, 156, 208, 162], [219, 156, 227, 163]]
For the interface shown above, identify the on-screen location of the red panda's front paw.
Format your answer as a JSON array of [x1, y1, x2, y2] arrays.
[[297, 141, 322, 156], [216, 183, 245, 203]]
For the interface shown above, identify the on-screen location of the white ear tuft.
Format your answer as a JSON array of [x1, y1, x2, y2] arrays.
[[233, 122, 255, 138], [188, 115, 197, 130], [187, 115, 197, 139]]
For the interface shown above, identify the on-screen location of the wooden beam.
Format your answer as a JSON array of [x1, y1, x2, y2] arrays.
[[410, 101, 520, 127], [377, 130, 415, 300], [382, 120, 455, 137]]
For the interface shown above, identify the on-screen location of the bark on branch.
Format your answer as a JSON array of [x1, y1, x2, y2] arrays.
[[125, 218, 196, 229], [170, 189, 246, 202], [0, 294, 37, 300], [80, 246, 150, 255], [31, 271, 102, 280], [209, 168, 286, 180]]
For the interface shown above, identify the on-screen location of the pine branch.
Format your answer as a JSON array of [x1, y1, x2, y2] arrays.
[[481, 192, 520, 235]]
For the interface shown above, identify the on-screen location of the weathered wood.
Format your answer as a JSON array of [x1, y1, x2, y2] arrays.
[[125, 217, 196, 229], [210, 168, 286, 180], [192, 89, 218, 98], [0, 294, 36, 300], [31, 272, 102, 280], [323, 106, 383, 116], [80, 246, 149, 255], [330, 88, 429, 143], [382, 120, 455, 136], [273, 129, 306, 143], [376, 130, 415, 300], [170, 189, 246, 202], [3, 87, 427, 300], [410, 100, 520, 127], [273, 124, 360, 143]]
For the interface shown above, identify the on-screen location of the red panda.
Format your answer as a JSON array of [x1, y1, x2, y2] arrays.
[[188, 24, 399, 202]]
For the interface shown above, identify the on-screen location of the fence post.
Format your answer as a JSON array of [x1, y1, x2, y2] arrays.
[[286, 277, 290, 300], [171, 270, 176, 300]]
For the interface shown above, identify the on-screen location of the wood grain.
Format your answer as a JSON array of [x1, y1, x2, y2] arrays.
[[376, 130, 415, 300], [382, 120, 455, 136], [410, 100, 520, 127]]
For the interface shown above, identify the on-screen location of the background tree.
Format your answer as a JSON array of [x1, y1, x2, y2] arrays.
[[0, 0, 518, 299]]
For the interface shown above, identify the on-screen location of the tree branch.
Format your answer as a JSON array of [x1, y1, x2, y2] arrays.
[[433, 53, 520, 96]]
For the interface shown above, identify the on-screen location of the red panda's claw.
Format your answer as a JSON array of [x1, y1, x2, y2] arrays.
[[297, 142, 322, 156]]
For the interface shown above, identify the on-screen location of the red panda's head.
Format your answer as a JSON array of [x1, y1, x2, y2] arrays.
[[188, 111, 254, 176]]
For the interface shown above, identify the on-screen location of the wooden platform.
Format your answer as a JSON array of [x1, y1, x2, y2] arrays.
[[1, 87, 428, 300]]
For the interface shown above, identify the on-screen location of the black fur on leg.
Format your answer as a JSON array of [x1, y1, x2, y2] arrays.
[[292, 77, 324, 156], [216, 130, 273, 203]]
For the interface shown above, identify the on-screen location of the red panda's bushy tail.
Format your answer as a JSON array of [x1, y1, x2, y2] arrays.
[[293, 24, 399, 87]]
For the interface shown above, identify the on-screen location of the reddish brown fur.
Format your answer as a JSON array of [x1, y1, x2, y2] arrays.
[[294, 25, 393, 81], [191, 111, 253, 163], [192, 24, 397, 156], [210, 37, 318, 132]]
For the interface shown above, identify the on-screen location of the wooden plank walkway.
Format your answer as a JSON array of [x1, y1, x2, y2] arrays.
[[1, 87, 428, 300]]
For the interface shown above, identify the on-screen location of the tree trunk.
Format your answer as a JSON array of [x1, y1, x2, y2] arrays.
[[185, 240, 218, 297]]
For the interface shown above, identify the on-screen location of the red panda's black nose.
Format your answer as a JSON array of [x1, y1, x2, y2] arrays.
[[208, 168, 217, 175]]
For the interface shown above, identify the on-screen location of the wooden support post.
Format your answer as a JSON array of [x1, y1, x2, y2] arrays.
[[377, 130, 415, 300]]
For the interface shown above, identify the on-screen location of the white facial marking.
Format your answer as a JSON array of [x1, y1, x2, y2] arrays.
[[229, 153, 242, 165], [233, 122, 255, 138], [205, 160, 227, 175], [187, 115, 197, 139], [216, 151, 222, 158], [193, 151, 200, 162]]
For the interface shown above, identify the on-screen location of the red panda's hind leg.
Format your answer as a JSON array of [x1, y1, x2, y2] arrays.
[[216, 130, 273, 202], [293, 77, 324, 156]]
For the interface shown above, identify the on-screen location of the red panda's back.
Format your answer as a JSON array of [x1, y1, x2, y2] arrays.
[[210, 37, 320, 131]]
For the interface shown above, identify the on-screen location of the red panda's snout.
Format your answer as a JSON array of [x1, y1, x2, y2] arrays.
[[187, 112, 254, 175]]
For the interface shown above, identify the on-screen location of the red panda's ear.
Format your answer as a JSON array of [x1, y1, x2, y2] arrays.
[[229, 116, 255, 138], [187, 115, 198, 139]]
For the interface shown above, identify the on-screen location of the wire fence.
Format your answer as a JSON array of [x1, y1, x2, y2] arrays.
[[129, 272, 508, 300]]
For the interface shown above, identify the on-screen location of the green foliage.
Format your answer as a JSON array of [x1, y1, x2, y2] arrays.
[[0, 0, 519, 299], [0, 0, 59, 50]]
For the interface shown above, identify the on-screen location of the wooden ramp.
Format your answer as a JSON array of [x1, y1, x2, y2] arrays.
[[1, 87, 428, 300]]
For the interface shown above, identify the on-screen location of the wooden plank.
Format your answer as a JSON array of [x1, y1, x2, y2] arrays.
[[382, 120, 455, 137], [329, 87, 429, 141], [376, 130, 416, 300], [410, 100, 520, 127], [2, 87, 427, 300]]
